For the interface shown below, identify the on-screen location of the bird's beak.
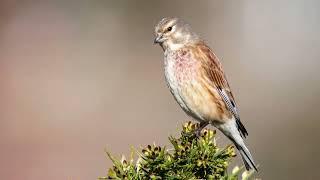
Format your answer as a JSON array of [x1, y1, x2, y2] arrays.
[[154, 35, 163, 44]]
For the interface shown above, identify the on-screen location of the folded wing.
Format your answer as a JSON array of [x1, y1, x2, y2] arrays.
[[196, 42, 248, 138]]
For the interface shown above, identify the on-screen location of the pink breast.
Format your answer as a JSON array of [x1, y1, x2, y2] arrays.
[[173, 50, 198, 84]]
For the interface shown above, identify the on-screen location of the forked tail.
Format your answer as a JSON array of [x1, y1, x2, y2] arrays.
[[235, 140, 258, 171], [219, 120, 258, 171]]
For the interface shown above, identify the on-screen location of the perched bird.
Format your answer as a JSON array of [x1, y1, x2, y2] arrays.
[[154, 17, 257, 171]]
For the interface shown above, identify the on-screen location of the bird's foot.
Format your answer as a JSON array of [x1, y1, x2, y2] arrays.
[[194, 121, 209, 138], [195, 128, 202, 138]]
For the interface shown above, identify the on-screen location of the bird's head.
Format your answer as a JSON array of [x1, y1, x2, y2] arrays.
[[154, 17, 199, 51]]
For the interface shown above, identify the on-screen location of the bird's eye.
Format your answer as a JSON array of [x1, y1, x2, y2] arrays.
[[167, 26, 172, 31]]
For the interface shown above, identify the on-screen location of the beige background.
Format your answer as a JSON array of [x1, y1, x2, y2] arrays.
[[1, 0, 319, 179]]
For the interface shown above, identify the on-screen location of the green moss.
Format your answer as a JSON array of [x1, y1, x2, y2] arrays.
[[99, 121, 255, 180]]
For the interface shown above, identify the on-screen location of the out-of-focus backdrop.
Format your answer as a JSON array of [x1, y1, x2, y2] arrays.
[[1, 0, 319, 179]]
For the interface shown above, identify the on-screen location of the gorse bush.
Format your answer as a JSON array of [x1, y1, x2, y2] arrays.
[[100, 121, 255, 180]]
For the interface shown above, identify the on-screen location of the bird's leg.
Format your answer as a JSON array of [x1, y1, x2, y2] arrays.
[[195, 121, 209, 137]]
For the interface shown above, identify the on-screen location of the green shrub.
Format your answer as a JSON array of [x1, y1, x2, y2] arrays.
[[100, 121, 255, 180]]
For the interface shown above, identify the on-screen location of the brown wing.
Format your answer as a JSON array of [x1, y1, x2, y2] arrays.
[[196, 42, 248, 137]]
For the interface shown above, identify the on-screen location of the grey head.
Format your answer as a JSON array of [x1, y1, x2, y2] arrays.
[[154, 17, 200, 51]]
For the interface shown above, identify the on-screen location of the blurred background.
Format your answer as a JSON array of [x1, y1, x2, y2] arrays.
[[1, 0, 319, 179]]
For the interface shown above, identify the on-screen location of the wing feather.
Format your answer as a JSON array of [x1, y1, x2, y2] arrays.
[[196, 42, 248, 137]]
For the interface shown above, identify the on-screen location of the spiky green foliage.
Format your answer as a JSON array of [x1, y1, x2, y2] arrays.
[[100, 121, 255, 179]]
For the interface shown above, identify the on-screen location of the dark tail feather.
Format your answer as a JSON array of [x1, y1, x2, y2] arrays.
[[219, 120, 258, 171], [235, 140, 258, 171]]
